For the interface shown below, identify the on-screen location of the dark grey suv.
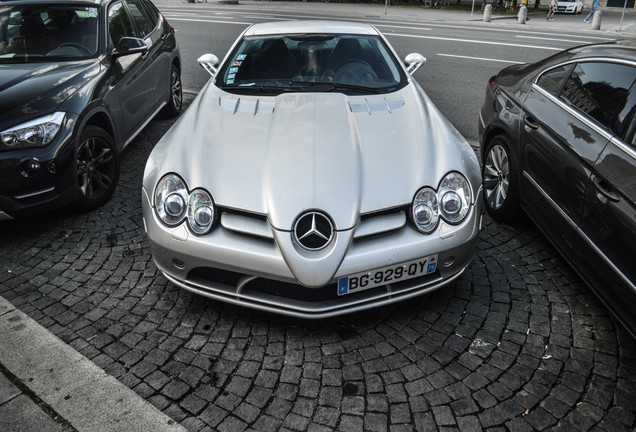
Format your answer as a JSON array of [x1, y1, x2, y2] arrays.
[[479, 41, 636, 339], [0, 0, 181, 219]]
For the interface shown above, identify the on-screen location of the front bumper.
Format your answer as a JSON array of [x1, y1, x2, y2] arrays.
[[0, 121, 77, 219], [557, 4, 578, 12], [142, 186, 484, 318]]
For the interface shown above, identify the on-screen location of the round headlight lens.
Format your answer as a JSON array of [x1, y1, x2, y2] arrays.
[[412, 187, 438, 233], [438, 172, 471, 224], [188, 189, 214, 235], [155, 174, 188, 226]]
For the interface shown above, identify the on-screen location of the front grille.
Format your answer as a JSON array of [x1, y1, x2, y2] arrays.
[[187, 266, 442, 303]]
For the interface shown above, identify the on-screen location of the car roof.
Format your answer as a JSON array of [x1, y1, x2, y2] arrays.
[[243, 20, 380, 37], [568, 40, 636, 63]]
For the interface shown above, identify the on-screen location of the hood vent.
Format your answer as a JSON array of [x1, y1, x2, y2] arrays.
[[348, 96, 405, 114], [219, 96, 275, 115]]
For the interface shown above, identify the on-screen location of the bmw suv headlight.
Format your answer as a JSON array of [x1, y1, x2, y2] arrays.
[[154, 174, 215, 235], [1, 112, 65, 150], [412, 172, 472, 234]]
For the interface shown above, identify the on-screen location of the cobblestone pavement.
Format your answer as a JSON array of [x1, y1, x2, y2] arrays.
[[1, 94, 635, 431]]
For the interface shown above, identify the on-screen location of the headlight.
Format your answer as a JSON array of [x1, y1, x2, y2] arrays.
[[187, 189, 214, 235], [155, 174, 188, 226], [412, 172, 472, 234], [154, 174, 216, 235], [438, 172, 471, 224], [1, 112, 65, 150], [412, 187, 439, 233]]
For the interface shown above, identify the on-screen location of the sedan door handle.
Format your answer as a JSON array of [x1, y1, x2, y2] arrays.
[[593, 176, 620, 202], [523, 115, 539, 130]]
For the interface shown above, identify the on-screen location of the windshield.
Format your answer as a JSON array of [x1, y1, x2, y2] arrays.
[[0, 4, 99, 63], [216, 34, 408, 95]]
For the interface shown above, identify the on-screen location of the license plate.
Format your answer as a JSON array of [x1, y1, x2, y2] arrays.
[[337, 255, 438, 296]]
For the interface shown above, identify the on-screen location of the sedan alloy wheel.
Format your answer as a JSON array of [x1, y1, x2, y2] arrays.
[[482, 135, 520, 222]]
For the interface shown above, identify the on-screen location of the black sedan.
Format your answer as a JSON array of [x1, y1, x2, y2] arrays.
[[0, 0, 181, 219], [479, 41, 636, 338]]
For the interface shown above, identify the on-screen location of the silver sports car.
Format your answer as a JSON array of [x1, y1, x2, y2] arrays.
[[142, 20, 483, 318]]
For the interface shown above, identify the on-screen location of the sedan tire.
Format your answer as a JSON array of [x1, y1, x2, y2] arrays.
[[75, 125, 119, 210], [482, 134, 520, 223], [164, 64, 182, 118]]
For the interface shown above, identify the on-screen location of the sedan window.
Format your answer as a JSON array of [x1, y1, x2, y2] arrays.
[[536, 64, 573, 97], [560, 62, 636, 135]]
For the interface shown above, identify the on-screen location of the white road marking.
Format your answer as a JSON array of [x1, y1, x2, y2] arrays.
[[437, 53, 525, 64]]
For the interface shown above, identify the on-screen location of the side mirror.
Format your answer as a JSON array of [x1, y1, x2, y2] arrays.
[[112, 37, 148, 58], [198, 53, 220, 77], [404, 53, 426, 76]]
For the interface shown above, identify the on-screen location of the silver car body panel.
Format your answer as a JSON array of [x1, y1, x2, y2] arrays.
[[142, 21, 483, 318]]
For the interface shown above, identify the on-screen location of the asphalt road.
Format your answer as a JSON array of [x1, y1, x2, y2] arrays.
[[1, 2, 636, 432]]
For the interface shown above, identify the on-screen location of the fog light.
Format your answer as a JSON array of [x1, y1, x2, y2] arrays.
[[443, 256, 455, 267], [172, 258, 185, 269]]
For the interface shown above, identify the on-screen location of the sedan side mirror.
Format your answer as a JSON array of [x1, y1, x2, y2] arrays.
[[404, 53, 426, 76], [112, 37, 148, 58], [198, 54, 220, 77]]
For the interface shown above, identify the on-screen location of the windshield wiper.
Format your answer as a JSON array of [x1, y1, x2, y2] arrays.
[[220, 82, 381, 94], [218, 85, 288, 94], [289, 81, 380, 94]]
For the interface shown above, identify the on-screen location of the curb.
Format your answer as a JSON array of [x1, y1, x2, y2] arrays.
[[0, 296, 186, 432]]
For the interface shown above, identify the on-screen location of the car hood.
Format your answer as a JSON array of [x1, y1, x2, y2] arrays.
[[0, 60, 101, 129], [144, 82, 480, 232]]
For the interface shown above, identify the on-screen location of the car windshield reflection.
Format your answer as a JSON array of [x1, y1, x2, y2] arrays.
[[0, 4, 99, 62], [216, 34, 408, 95]]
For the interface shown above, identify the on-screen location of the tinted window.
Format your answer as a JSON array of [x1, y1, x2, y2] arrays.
[[560, 62, 636, 135], [216, 34, 407, 96], [108, 2, 135, 47], [536, 64, 573, 97], [616, 81, 636, 147], [0, 5, 99, 61], [125, 0, 156, 38]]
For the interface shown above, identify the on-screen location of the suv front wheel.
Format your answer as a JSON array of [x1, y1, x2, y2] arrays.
[[75, 125, 120, 210]]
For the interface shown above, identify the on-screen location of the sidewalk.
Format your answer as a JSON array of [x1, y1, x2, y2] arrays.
[[0, 296, 186, 432]]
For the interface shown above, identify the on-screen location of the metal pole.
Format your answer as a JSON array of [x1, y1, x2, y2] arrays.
[[385, 0, 389, 15], [471, 0, 476, 16], [619, 0, 628, 31]]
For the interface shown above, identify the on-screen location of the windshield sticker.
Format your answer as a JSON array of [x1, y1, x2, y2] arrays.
[[231, 61, 242, 67], [227, 79, 235, 84], [236, 54, 246, 61], [228, 74, 235, 80], [87, 8, 98, 17], [229, 67, 239, 74]]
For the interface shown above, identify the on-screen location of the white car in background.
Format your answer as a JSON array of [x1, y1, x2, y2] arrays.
[[557, 0, 583, 13]]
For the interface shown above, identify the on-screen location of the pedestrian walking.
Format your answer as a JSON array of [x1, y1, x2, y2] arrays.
[[584, 0, 599, 22], [547, 0, 557, 20]]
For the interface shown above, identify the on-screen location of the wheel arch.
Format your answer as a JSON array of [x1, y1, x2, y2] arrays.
[[481, 123, 518, 163], [75, 107, 118, 151]]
